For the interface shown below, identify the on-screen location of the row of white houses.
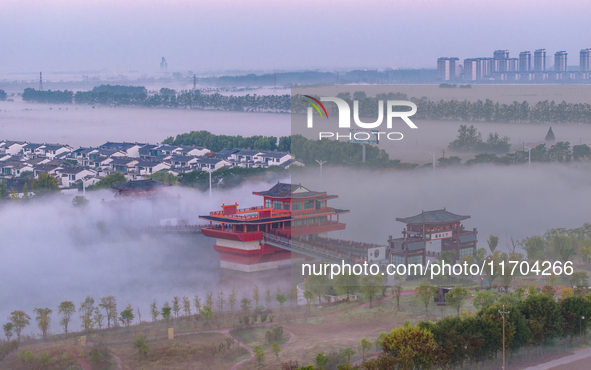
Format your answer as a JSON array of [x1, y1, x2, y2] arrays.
[[0, 140, 299, 191]]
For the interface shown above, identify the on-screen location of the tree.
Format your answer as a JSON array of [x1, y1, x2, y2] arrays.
[[361, 275, 383, 308], [32, 308, 52, 340], [93, 307, 105, 330], [200, 306, 214, 330], [381, 325, 438, 370], [334, 271, 360, 300], [193, 295, 202, 314], [172, 296, 181, 319], [448, 125, 483, 151], [179, 296, 190, 318], [80, 296, 95, 333], [3, 322, 14, 341], [487, 235, 499, 253], [89, 173, 127, 190], [484, 250, 503, 287], [120, 304, 134, 331], [99, 296, 117, 329], [253, 285, 260, 307], [9, 311, 31, 340], [254, 345, 265, 366], [229, 288, 237, 313], [520, 293, 565, 348], [217, 291, 225, 316], [58, 301, 75, 334], [150, 299, 159, 322], [573, 144, 591, 160], [303, 290, 313, 314], [393, 284, 404, 311], [551, 235, 576, 262], [473, 290, 497, 310], [561, 296, 591, 336], [276, 294, 287, 319], [289, 285, 299, 309], [32, 173, 60, 195], [569, 271, 590, 287], [17, 350, 36, 366], [271, 341, 281, 360], [523, 236, 546, 262], [72, 195, 89, 207], [162, 302, 172, 322], [151, 170, 178, 185], [445, 287, 471, 315], [358, 337, 372, 360], [265, 288, 272, 308], [314, 352, 330, 370], [341, 347, 355, 364], [134, 333, 151, 359], [415, 283, 437, 316], [206, 293, 214, 311]]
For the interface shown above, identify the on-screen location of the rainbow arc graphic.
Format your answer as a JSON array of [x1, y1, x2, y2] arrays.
[[303, 95, 329, 119]]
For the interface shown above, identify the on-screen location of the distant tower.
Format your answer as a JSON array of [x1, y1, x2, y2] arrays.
[[160, 57, 168, 73], [580, 49, 591, 72], [554, 51, 568, 72], [519, 51, 531, 72], [39, 72, 43, 91], [534, 49, 546, 71], [545, 127, 555, 143]]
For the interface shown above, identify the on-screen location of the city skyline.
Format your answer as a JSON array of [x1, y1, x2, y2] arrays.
[[1, 0, 591, 75]]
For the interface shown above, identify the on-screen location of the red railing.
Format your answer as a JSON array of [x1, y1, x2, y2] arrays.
[[291, 207, 335, 216]]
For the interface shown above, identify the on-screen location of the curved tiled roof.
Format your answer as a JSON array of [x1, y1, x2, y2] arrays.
[[253, 182, 325, 198], [396, 209, 470, 224]]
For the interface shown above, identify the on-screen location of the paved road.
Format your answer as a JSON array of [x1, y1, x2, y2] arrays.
[[521, 347, 591, 370]]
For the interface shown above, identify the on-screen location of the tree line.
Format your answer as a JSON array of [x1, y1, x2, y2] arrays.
[[162, 130, 290, 152], [18, 86, 591, 124]]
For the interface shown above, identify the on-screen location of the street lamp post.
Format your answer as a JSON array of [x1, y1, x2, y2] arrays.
[[316, 160, 327, 179], [581, 316, 585, 345], [524, 145, 532, 169], [427, 152, 435, 172], [204, 167, 212, 197], [499, 304, 510, 370]]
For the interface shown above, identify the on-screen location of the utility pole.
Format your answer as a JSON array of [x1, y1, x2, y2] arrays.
[[362, 144, 366, 162], [316, 160, 327, 179], [428, 152, 435, 172], [499, 305, 510, 370], [524, 145, 532, 169], [581, 316, 585, 345], [204, 168, 213, 197]]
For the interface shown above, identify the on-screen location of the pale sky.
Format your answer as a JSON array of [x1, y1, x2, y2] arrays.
[[1, 0, 590, 74]]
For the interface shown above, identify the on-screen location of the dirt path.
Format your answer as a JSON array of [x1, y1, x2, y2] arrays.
[[88, 341, 123, 370], [169, 290, 416, 369], [520, 347, 591, 370], [64, 347, 91, 370]]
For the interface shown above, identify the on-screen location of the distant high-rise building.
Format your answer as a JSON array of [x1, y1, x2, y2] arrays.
[[160, 57, 168, 72], [519, 51, 531, 71], [437, 57, 460, 80], [507, 58, 519, 72], [580, 49, 591, 72], [463, 59, 477, 81], [534, 49, 546, 71], [493, 50, 510, 72], [554, 51, 568, 72], [463, 58, 493, 80], [493, 50, 510, 60]]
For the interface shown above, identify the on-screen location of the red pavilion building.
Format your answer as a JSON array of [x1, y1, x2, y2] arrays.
[[199, 182, 349, 272]]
